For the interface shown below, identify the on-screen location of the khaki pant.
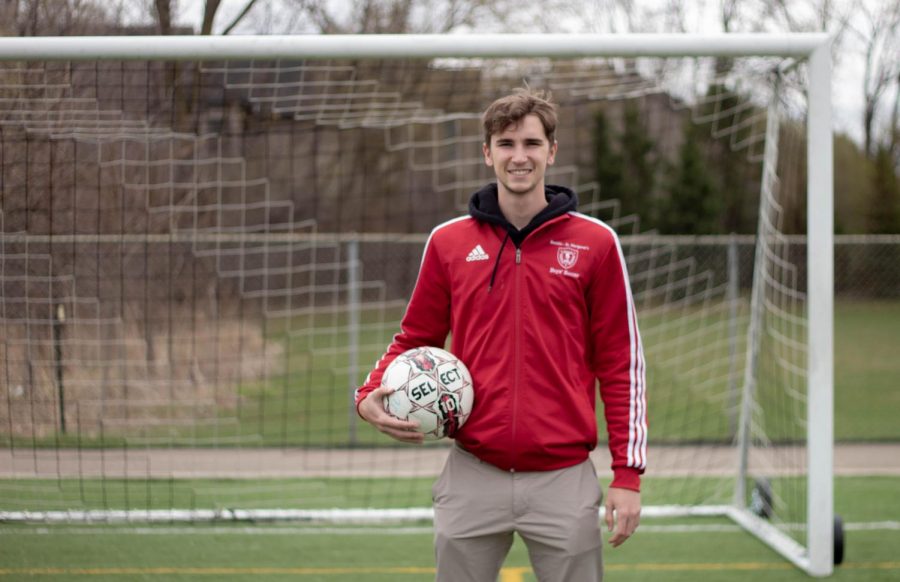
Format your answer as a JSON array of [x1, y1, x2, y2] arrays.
[[433, 445, 603, 582]]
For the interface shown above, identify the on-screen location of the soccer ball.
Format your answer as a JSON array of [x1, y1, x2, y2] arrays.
[[382, 346, 474, 440]]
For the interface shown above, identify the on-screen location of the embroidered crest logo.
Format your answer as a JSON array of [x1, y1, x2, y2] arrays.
[[557, 247, 579, 270]]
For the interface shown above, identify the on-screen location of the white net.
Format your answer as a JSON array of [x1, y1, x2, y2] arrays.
[[1, 55, 813, 543]]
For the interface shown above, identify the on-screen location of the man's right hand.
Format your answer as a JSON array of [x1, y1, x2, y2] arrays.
[[358, 386, 424, 444]]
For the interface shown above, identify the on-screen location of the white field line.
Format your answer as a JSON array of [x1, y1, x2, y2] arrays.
[[1, 521, 897, 536]]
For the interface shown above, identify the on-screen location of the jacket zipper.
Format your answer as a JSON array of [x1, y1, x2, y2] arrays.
[[511, 246, 522, 471]]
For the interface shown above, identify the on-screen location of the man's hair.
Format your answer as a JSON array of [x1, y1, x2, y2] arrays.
[[482, 88, 558, 146]]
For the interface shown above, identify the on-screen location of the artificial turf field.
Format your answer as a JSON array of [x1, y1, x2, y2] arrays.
[[2, 476, 899, 581]]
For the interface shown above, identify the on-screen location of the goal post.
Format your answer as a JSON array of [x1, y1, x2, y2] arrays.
[[805, 44, 835, 578], [0, 33, 834, 576]]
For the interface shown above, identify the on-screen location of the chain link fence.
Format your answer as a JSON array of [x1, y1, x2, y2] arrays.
[[362, 234, 900, 302], [2, 233, 898, 442]]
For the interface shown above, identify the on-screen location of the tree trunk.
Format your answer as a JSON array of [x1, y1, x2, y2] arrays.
[[155, 0, 172, 34], [201, 0, 222, 35]]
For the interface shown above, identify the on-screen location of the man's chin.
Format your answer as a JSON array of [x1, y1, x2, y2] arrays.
[[500, 182, 538, 196]]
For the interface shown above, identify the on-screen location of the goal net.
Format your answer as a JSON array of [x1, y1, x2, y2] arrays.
[[0, 35, 834, 575]]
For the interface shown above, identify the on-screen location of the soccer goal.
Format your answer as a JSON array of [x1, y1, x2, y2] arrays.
[[0, 34, 836, 576]]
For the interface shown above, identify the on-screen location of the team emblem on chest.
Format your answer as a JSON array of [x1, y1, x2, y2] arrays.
[[557, 247, 579, 270]]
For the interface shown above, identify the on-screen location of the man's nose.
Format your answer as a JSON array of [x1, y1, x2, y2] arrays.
[[511, 145, 528, 163]]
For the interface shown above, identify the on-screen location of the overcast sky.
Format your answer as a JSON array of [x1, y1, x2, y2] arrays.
[[165, 0, 896, 145]]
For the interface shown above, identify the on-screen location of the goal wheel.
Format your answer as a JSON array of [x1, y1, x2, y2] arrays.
[[749, 478, 774, 519], [834, 514, 845, 565]]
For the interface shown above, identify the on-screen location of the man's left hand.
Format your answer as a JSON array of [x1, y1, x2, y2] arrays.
[[605, 487, 641, 547]]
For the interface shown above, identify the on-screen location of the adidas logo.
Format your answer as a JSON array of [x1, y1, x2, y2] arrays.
[[466, 244, 489, 262]]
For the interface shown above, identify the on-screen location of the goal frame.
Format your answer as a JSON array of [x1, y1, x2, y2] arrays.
[[0, 33, 834, 576]]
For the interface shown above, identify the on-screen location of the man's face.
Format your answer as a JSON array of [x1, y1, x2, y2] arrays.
[[483, 114, 557, 198]]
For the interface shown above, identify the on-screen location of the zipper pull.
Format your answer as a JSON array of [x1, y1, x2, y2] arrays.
[[516, 248, 521, 264]]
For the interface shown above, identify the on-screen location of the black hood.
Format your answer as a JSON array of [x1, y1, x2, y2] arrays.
[[468, 183, 578, 247]]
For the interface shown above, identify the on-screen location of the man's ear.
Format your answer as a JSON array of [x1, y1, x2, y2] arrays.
[[483, 142, 493, 167], [548, 140, 558, 165]]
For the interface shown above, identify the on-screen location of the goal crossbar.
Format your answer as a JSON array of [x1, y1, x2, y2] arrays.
[[0, 33, 829, 61]]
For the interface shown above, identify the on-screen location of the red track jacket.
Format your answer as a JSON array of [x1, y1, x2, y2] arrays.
[[357, 185, 647, 491]]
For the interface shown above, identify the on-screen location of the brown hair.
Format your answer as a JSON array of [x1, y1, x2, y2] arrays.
[[482, 88, 558, 146]]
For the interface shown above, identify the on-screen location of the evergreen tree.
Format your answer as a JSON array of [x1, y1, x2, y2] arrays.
[[619, 102, 656, 222], [593, 104, 658, 227], [593, 109, 625, 202], [868, 145, 900, 233], [697, 83, 759, 233], [661, 120, 721, 234]]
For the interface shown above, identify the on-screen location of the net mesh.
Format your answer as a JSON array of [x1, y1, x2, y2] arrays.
[[0, 56, 822, 542]]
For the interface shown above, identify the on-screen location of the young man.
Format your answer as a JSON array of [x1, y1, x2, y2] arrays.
[[356, 89, 646, 581]]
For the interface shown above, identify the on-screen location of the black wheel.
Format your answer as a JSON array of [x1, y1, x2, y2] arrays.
[[834, 514, 845, 566], [749, 478, 774, 519]]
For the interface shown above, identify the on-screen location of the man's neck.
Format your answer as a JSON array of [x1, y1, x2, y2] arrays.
[[497, 186, 548, 231]]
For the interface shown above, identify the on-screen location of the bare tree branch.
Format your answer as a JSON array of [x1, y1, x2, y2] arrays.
[[0, 0, 20, 35], [890, 72, 900, 160], [222, 0, 261, 35], [154, 0, 172, 34], [852, 1, 900, 157], [4, 0, 117, 36], [25, 0, 39, 35], [287, 0, 503, 34], [201, 0, 222, 35]]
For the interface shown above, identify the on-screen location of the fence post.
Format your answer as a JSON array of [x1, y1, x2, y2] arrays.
[[726, 234, 740, 436], [347, 238, 361, 445], [53, 303, 66, 434]]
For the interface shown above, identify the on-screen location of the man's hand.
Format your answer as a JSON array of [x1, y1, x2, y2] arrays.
[[605, 487, 641, 547], [358, 386, 424, 444]]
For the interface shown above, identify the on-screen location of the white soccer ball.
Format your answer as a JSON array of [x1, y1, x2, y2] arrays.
[[381, 346, 474, 440]]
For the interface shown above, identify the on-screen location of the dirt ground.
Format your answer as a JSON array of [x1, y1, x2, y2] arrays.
[[2, 443, 898, 479]]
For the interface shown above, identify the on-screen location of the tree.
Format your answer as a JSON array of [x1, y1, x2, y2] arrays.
[[148, 0, 260, 35], [0, 0, 118, 36], [593, 109, 625, 206], [286, 0, 506, 34], [847, 1, 900, 160], [833, 133, 872, 234], [142, 1, 508, 38], [660, 119, 720, 234], [693, 82, 761, 233], [592, 103, 659, 228], [619, 102, 657, 223], [868, 145, 900, 233], [153, 0, 173, 34]]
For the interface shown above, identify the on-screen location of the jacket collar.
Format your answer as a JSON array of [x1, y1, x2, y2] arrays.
[[468, 183, 578, 247]]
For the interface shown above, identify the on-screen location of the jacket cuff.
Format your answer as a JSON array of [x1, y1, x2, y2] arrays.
[[610, 467, 641, 492], [355, 387, 372, 419]]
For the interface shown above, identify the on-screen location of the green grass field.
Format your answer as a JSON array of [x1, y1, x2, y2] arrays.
[[253, 299, 900, 445], [8, 299, 898, 450], [249, 296, 899, 447], [1, 476, 898, 581], [2, 301, 898, 579]]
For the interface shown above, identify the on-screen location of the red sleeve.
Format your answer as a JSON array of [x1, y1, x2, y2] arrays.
[[588, 234, 647, 492], [354, 231, 451, 413]]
